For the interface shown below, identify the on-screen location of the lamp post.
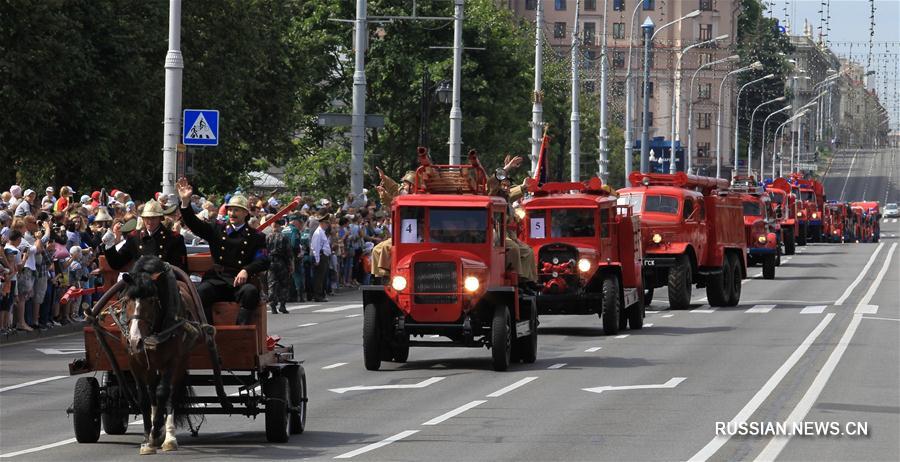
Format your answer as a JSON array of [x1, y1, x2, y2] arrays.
[[793, 95, 825, 171], [570, 0, 582, 181], [686, 54, 739, 173], [597, 0, 610, 181], [715, 61, 761, 178], [733, 73, 774, 173], [640, 9, 701, 173], [161, 0, 183, 196], [760, 104, 792, 179], [529, 0, 544, 174], [669, 34, 729, 173], [746, 95, 785, 176], [623, 0, 645, 181], [772, 110, 807, 178], [448, 0, 464, 164]]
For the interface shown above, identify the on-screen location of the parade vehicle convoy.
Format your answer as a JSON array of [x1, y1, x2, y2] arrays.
[[519, 177, 644, 335], [731, 177, 779, 280], [361, 151, 538, 372], [824, 201, 851, 243], [617, 172, 747, 310], [765, 178, 799, 255], [851, 201, 882, 242], [790, 175, 826, 244]]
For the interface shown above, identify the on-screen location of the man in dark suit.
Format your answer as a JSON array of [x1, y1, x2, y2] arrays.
[[176, 178, 269, 325], [103, 200, 187, 273]]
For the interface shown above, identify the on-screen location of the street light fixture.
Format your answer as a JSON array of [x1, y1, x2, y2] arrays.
[[773, 110, 808, 177], [760, 104, 792, 178], [669, 34, 729, 173], [734, 72, 775, 173], [686, 54, 739, 173], [435, 80, 452, 104], [715, 61, 762, 178], [747, 95, 786, 176]]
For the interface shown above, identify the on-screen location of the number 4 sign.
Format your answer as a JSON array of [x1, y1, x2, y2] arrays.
[[401, 219, 419, 243]]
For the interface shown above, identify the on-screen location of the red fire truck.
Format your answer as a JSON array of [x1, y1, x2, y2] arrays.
[[731, 177, 779, 279], [617, 172, 747, 309], [519, 177, 644, 335], [790, 175, 826, 243], [851, 201, 882, 242], [361, 151, 538, 372], [766, 178, 798, 254], [824, 201, 851, 243]]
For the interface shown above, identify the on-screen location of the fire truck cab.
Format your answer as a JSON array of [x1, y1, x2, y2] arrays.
[[766, 177, 798, 255], [731, 177, 779, 279], [851, 201, 881, 242], [790, 175, 826, 243], [520, 177, 644, 335], [617, 172, 747, 310], [824, 201, 851, 243], [361, 151, 537, 372]]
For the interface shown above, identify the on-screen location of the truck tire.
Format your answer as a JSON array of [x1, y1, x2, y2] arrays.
[[726, 253, 742, 306], [515, 301, 538, 364], [264, 375, 290, 443], [775, 245, 782, 266], [809, 224, 820, 243], [706, 259, 728, 307], [73, 377, 101, 443], [601, 276, 621, 335], [391, 338, 410, 363], [363, 304, 382, 371], [762, 254, 776, 280], [667, 256, 692, 310], [628, 294, 644, 330], [797, 223, 807, 246], [784, 228, 796, 255], [288, 366, 307, 435], [491, 305, 511, 371], [643, 288, 654, 306]]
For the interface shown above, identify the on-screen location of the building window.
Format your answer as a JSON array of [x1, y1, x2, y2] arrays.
[[641, 81, 654, 98], [699, 24, 713, 41], [525, 0, 536, 10], [554, 22, 567, 39], [585, 0, 597, 10], [614, 0, 625, 11], [698, 82, 711, 99], [613, 22, 625, 39], [697, 142, 710, 157], [613, 51, 626, 68], [700, 0, 713, 11], [643, 0, 655, 10], [555, 0, 567, 11], [699, 52, 713, 66], [584, 22, 596, 45], [697, 112, 711, 129]]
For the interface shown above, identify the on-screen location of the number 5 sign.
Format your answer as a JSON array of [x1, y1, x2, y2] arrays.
[[529, 217, 545, 239]]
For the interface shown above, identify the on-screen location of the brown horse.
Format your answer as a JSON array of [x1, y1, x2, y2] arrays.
[[122, 255, 199, 455]]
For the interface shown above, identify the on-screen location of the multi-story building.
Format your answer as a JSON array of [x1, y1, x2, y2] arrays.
[[838, 59, 889, 148]]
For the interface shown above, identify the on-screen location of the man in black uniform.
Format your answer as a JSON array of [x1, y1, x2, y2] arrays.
[[177, 178, 269, 325], [102, 199, 188, 272]]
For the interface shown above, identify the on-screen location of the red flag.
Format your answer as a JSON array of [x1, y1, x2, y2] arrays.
[[534, 132, 550, 186]]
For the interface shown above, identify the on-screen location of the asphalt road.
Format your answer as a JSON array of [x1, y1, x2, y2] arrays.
[[1, 147, 898, 461]]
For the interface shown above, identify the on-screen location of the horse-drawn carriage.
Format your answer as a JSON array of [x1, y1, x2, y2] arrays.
[[67, 252, 307, 449]]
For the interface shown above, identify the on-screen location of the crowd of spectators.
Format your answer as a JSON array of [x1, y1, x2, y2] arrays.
[[1, 183, 391, 335]]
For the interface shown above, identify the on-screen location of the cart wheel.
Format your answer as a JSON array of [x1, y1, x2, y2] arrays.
[[288, 367, 307, 435], [491, 305, 511, 372], [601, 276, 621, 336], [73, 377, 101, 443], [363, 304, 382, 371], [264, 375, 290, 443]]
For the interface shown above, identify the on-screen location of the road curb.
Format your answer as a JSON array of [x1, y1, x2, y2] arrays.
[[0, 321, 86, 345]]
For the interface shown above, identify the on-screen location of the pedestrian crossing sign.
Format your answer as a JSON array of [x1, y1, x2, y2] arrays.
[[183, 109, 219, 146]]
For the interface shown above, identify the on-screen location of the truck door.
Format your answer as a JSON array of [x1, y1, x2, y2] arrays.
[[686, 197, 708, 263], [599, 207, 612, 260], [492, 209, 507, 283]]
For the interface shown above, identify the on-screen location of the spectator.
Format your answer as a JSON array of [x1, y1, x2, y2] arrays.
[[266, 218, 292, 314], [15, 189, 36, 217], [41, 187, 56, 211], [310, 214, 331, 302], [3, 230, 26, 331], [54, 186, 74, 213]]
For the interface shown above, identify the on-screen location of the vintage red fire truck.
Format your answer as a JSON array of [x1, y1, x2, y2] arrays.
[[731, 177, 779, 279], [790, 175, 826, 244], [617, 172, 747, 309], [766, 178, 798, 254], [824, 201, 851, 243], [850, 201, 881, 242], [361, 151, 538, 372], [519, 177, 644, 335]]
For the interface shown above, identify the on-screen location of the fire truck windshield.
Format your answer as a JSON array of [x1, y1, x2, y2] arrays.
[[428, 208, 488, 244], [742, 201, 763, 216], [550, 209, 595, 238], [801, 191, 816, 202], [768, 192, 784, 205]]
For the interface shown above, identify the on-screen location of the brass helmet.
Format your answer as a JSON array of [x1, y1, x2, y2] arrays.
[[401, 171, 416, 184], [141, 199, 165, 218], [93, 206, 113, 223], [226, 194, 250, 212]]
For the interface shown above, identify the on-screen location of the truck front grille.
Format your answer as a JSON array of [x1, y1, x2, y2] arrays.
[[413, 261, 457, 304]]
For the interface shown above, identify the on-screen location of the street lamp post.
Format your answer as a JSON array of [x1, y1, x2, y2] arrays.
[[669, 34, 729, 173], [772, 111, 806, 178], [597, 0, 610, 181], [448, 0, 464, 164], [733, 73, 773, 174], [529, 0, 544, 174], [746, 95, 785, 176], [570, 0, 582, 182], [161, 0, 183, 196], [686, 54, 739, 173], [760, 104, 792, 179], [715, 61, 761, 178], [623, 1, 644, 182]]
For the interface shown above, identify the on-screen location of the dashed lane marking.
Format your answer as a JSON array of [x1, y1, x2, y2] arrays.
[[329, 377, 446, 394], [485, 377, 538, 398], [644, 323, 654, 327], [614, 334, 630, 339], [285, 304, 320, 312], [861, 316, 900, 322], [297, 323, 318, 327], [582, 377, 686, 395], [662, 314, 674, 318], [745, 304, 776, 313], [334, 430, 419, 459], [547, 363, 567, 369], [345, 314, 362, 318], [314, 304, 361, 313], [799, 305, 827, 314], [585, 347, 603, 352], [853, 243, 897, 315], [422, 400, 487, 426], [322, 362, 348, 370], [691, 307, 717, 313]]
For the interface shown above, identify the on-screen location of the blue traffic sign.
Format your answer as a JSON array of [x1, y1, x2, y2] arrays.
[[183, 109, 219, 146]]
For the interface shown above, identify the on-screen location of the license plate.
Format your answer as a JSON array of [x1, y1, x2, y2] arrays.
[[643, 260, 655, 266]]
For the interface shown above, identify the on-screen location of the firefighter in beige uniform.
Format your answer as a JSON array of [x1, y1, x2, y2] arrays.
[[370, 169, 415, 281]]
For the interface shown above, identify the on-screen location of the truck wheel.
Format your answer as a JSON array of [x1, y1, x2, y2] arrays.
[[784, 228, 796, 255], [809, 224, 820, 243], [363, 304, 382, 371], [515, 301, 538, 364], [73, 377, 101, 443], [264, 375, 290, 443], [667, 256, 692, 310], [391, 338, 410, 363], [288, 366, 307, 435], [762, 254, 776, 280], [726, 254, 742, 306], [628, 293, 644, 330], [491, 305, 511, 371], [601, 276, 620, 336], [643, 288, 654, 306], [775, 245, 782, 266], [797, 223, 807, 246], [706, 258, 729, 307]]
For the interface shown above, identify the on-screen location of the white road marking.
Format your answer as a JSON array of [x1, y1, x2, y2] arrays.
[[285, 304, 320, 312], [422, 400, 487, 426], [583, 377, 686, 395], [345, 314, 362, 318], [687, 314, 835, 462], [314, 304, 361, 313], [329, 376, 446, 394], [34, 348, 85, 355], [662, 314, 674, 318], [0, 376, 68, 393], [892, 219, 898, 223], [644, 323, 654, 327], [834, 243, 884, 305], [691, 307, 716, 313], [838, 148, 858, 201], [745, 304, 775, 313], [585, 346, 603, 352], [853, 243, 897, 314], [322, 362, 348, 370], [861, 316, 900, 322], [755, 313, 867, 461], [334, 430, 419, 459], [855, 305, 879, 314], [614, 334, 630, 339], [645, 310, 660, 314], [486, 377, 538, 398], [799, 305, 827, 314], [297, 322, 318, 327], [0, 438, 78, 458], [547, 363, 567, 369]]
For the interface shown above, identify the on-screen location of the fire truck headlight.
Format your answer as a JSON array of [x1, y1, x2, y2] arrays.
[[798, 211, 804, 217], [463, 276, 480, 292], [833, 230, 839, 235], [577, 258, 591, 272], [652, 233, 663, 244], [812, 212, 818, 219], [757, 235, 767, 244], [391, 275, 407, 292]]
